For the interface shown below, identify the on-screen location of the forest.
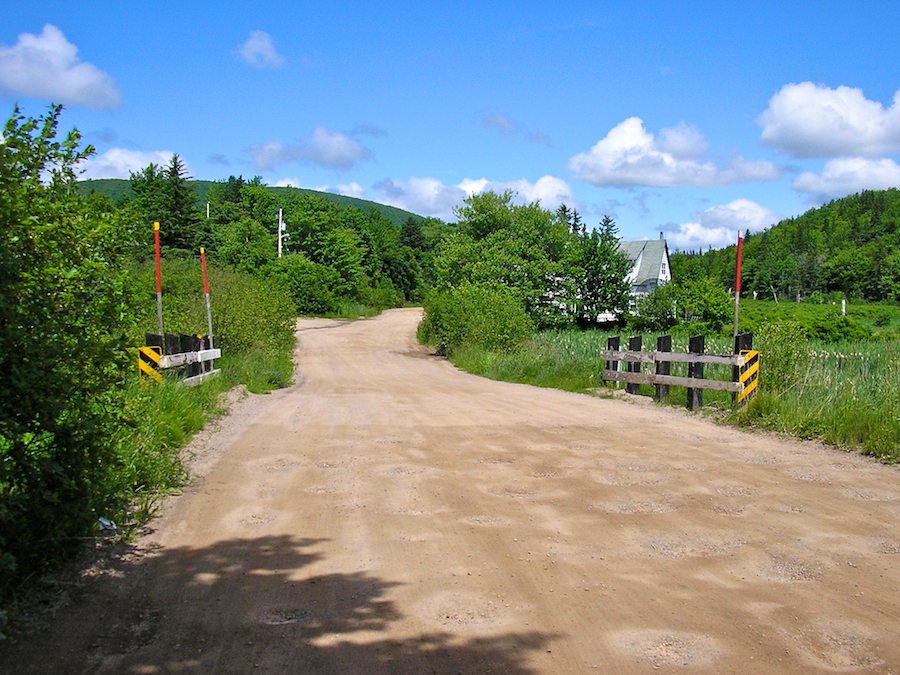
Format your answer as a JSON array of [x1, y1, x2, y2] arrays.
[[677, 188, 900, 303]]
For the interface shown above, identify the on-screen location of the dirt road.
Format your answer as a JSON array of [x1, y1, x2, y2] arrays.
[[3, 308, 900, 674]]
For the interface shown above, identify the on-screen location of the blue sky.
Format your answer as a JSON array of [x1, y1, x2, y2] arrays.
[[3, 1, 900, 249]]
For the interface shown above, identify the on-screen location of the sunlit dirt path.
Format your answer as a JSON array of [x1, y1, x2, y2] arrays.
[[3, 307, 900, 674]]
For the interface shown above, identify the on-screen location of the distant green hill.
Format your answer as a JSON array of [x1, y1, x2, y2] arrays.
[[675, 188, 900, 302], [77, 178, 424, 228]]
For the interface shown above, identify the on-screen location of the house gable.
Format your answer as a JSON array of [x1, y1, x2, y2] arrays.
[[618, 238, 672, 296]]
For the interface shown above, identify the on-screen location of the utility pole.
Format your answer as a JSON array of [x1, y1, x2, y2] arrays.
[[277, 208, 284, 258]]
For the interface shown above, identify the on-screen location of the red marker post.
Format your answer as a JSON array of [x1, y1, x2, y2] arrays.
[[154, 222, 164, 339], [200, 247, 214, 351], [732, 233, 743, 343]]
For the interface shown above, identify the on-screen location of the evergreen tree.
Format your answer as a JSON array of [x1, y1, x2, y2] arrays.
[[130, 154, 203, 250]]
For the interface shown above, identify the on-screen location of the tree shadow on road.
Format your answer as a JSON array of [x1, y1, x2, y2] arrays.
[[0, 534, 558, 674]]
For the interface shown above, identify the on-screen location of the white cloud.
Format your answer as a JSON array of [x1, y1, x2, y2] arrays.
[[274, 178, 366, 198], [304, 127, 371, 169], [0, 24, 121, 110], [792, 157, 900, 200], [664, 199, 780, 251], [78, 148, 175, 179], [249, 127, 371, 171], [458, 176, 575, 211], [656, 122, 709, 160], [758, 82, 900, 159], [236, 30, 284, 68], [374, 177, 468, 218], [374, 175, 575, 220], [568, 117, 782, 187], [273, 177, 302, 188], [333, 182, 365, 198]]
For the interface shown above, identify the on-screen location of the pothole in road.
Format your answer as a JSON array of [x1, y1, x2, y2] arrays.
[[785, 619, 884, 670], [419, 591, 512, 630], [593, 499, 675, 515], [464, 515, 512, 527], [767, 553, 821, 582], [637, 533, 745, 559], [611, 630, 723, 668]]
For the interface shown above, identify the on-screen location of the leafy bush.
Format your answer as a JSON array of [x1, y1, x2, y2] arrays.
[[418, 284, 533, 355], [259, 253, 339, 315], [0, 106, 137, 594], [359, 282, 405, 311], [128, 259, 296, 357], [630, 277, 731, 334], [754, 320, 810, 392], [805, 315, 872, 341]]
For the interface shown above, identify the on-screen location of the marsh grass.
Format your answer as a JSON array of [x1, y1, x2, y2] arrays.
[[739, 339, 900, 461]]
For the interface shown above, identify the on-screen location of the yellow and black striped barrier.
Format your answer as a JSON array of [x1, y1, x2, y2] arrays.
[[138, 345, 162, 383], [737, 349, 759, 409]]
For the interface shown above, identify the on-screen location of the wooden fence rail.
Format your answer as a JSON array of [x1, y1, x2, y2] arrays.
[[602, 333, 758, 410]]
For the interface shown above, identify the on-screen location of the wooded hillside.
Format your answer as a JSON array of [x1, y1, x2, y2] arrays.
[[676, 189, 900, 301], [78, 178, 423, 228]]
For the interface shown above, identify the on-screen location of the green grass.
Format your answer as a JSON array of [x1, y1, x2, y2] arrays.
[[739, 339, 900, 462], [324, 301, 385, 320], [452, 329, 736, 404]]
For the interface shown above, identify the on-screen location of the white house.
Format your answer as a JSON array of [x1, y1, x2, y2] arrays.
[[618, 237, 672, 297]]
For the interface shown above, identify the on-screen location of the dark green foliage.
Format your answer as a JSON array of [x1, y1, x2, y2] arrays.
[[573, 216, 633, 326], [679, 188, 900, 302], [260, 254, 339, 315], [0, 105, 135, 592], [129, 155, 205, 251], [217, 216, 276, 274], [418, 284, 534, 355], [127, 258, 296, 356], [0, 106, 304, 604], [432, 191, 628, 329], [631, 275, 731, 334], [735, 299, 877, 341]]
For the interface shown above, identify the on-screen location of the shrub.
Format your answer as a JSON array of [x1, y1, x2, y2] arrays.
[[259, 253, 339, 315], [755, 320, 811, 393], [805, 315, 872, 341], [418, 284, 533, 355], [128, 259, 296, 357]]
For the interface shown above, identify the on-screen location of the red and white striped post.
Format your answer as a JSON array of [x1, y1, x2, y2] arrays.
[[154, 221, 164, 339], [732, 232, 743, 343], [200, 247, 213, 350]]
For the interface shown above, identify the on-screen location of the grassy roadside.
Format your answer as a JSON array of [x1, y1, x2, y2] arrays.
[[445, 328, 900, 464]]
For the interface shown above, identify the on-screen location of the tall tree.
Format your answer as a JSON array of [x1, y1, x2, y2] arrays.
[[130, 154, 203, 250], [574, 215, 633, 325]]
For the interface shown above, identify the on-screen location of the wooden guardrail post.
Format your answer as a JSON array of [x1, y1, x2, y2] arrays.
[[732, 332, 753, 406], [607, 336, 621, 389], [656, 335, 671, 402], [687, 334, 705, 410], [627, 336, 642, 395]]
